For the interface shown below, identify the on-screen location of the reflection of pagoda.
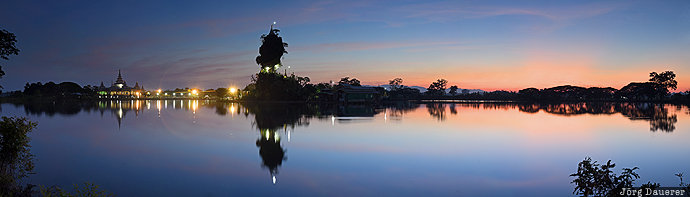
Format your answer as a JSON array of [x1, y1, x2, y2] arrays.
[[96, 70, 145, 99], [96, 100, 147, 128], [256, 129, 286, 184]]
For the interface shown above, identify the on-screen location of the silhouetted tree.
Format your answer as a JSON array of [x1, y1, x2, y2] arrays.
[[388, 78, 403, 91], [618, 82, 666, 100], [449, 85, 458, 95], [338, 77, 361, 86], [518, 88, 540, 100], [1, 28, 20, 88], [649, 71, 677, 91], [243, 73, 316, 101], [22, 81, 88, 98], [570, 157, 641, 197], [0, 117, 36, 196], [426, 79, 447, 96], [255, 26, 288, 73], [215, 88, 228, 98]]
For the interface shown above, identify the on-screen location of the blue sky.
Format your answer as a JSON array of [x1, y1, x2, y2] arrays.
[[1, 0, 689, 91]]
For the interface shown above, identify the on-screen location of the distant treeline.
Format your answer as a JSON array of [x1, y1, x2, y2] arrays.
[[9, 81, 95, 99], [392, 71, 688, 102], [4, 71, 689, 103]]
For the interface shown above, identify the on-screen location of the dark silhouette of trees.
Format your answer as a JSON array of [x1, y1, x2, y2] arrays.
[[338, 77, 361, 86], [389, 78, 403, 91], [618, 82, 666, 100], [649, 71, 677, 91], [426, 79, 447, 96], [449, 85, 458, 95], [1, 28, 20, 88], [243, 73, 315, 101], [255, 26, 287, 73], [616, 71, 677, 101], [570, 157, 642, 197], [214, 88, 228, 98], [0, 117, 37, 196], [386, 78, 422, 100], [22, 81, 90, 98]]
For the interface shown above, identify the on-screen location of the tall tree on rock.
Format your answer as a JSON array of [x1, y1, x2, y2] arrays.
[[256, 23, 288, 73]]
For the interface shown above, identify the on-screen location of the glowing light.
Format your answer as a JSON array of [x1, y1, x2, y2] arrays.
[[272, 175, 276, 184], [191, 89, 198, 95], [229, 87, 237, 94], [157, 89, 162, 93], [273, 21, 276, 25]]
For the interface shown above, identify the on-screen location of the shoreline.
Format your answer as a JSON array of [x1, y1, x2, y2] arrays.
[[1, 97, 688, 104]]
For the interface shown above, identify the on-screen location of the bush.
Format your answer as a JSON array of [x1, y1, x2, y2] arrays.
[[0, 116, 37, 196]]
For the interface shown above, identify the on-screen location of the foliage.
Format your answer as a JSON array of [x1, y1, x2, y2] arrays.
[[39, 182, 113, 197], [426, 79, 448, 96], [618, 82, 667, 100], [676, 173, 690, 189], [255, 28, 288, 73], [23, 81, 91, 98], [448, 85, 458, 95], [243, 72, 315, 101], [1, 28, 20, 88], [338, 77, 361, 86], [649, 71, 677, 91], [0, 116, 37, 196], [389, 87, 421, 100], [570, 157, 641, 197], [388, 78, 403, 91], [215, 88, 228, 98]]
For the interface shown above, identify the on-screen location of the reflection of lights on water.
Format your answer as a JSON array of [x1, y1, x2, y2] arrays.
[[117, 108, 123, 118], [265, 130, 270, 139], [287, 130, 290, 142], [274, 132, 279, 142], [229, 103, 236, 115], [331, 115, 335, 125], [272, 175, 276, 184], [384, 110, 387, 122], [156, 100, 161, 117], [192, 100, 198, 114]]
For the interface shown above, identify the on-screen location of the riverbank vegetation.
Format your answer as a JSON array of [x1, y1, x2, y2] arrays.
[[571, 157, 689, 196]]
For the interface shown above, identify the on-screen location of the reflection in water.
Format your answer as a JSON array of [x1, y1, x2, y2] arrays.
[[426, 103, 446, 121], [7, 101, 682, 133], [517, 103, 678, 132], [2, 100, 684, 188], [257, 128, 285, 184]]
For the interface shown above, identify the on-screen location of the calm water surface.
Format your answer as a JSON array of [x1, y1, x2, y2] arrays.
[[1, 101, 689, 196]]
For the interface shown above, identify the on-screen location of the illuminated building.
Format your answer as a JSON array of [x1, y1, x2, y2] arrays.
[[96, 70, 145, 99]]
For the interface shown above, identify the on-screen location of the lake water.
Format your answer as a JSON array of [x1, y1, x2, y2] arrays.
[[1, 100, 689, 196]]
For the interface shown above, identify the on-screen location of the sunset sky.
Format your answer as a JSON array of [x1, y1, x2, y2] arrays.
[[1, 0, 689, 91]]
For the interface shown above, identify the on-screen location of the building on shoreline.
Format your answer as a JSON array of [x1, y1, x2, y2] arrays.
[[97, 70, 145, 99]]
